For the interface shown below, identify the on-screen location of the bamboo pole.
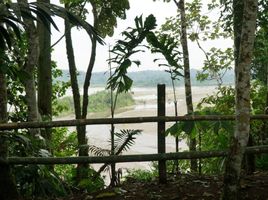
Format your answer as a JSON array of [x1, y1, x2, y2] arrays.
[[1, 115, 268, 131], [3, 145, 268, 165]]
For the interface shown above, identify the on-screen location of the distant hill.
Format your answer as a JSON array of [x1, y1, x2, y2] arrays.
[[57, 69, 234, 87]]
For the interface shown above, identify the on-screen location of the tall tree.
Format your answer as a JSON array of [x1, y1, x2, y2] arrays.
[[37, 0, 52, 144], [63, 0, 129, 183], [222, 0, 257, 199], [175, 0, 197, 171], [18, 0, 41, 137], [64, 3, 86, 182]]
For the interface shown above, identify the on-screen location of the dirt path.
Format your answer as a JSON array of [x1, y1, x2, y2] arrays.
[[59, 172, 268, 200]]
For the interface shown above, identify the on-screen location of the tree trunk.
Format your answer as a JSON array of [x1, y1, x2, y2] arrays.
[[222, 1, 257, 199], [64, 6, 88, 183], [262, 64, 268, 144], [0, 67, 19, 199], [177, 0, 197, 172], [37, 0, 52, 144], [19, 0, 40, 137], [81, 6, 97, 120], [233, 0, 244, 68]]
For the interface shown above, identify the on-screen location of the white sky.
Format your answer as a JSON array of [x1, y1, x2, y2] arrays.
[[51, 0, 233, 73]]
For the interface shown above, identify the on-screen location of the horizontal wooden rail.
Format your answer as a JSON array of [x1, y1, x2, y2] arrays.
[[1, 114, 268, 131], [2, 145, 268, 165]]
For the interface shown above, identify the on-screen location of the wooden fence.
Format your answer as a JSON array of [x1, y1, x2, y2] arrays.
[[1, 84, 268, 183]]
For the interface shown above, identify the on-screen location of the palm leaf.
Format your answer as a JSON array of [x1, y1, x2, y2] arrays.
[[0, 26, 12, 49], [114, 129, 142, 154], [0, 2, 104, 50], [93, 129, 142, 179], [88, 145, 111, 157], [2, 18, 21, 40]]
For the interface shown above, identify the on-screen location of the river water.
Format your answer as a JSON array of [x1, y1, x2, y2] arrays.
[[83, 86, 217, 173]]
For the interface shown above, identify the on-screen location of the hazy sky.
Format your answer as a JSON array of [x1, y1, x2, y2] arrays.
[[51, 0, 232, 73]]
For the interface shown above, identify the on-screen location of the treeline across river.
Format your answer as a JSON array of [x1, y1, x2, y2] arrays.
[[57, 69, 234, 87]]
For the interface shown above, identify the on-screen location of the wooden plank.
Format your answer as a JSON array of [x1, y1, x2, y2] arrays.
[[4, 145, 268, 165], [1, 115, 268, 130], [158, 84, 166, 183]]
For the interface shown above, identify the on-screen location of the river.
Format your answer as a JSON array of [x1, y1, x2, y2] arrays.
[[83, 86, 217, 172]]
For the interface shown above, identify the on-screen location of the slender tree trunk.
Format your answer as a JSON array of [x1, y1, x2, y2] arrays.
[[0, 63, 19, 199], [176, 0, 197, 172], [81, 10, 97, 120], [18, 0, 40, 137], [262, 64, 268, 143], [64, 6, 88, 183], [37, 0, 52, 144], [222, 1, 257, 199]]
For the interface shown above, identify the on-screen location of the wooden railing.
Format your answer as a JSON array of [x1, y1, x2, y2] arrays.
[[1, 84, 268, 183]]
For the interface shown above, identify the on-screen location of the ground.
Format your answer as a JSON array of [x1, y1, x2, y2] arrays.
[[60, 171, 268, 200]]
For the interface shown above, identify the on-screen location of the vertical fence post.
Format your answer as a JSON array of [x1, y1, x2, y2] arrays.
[[157, 84, 167, 183]]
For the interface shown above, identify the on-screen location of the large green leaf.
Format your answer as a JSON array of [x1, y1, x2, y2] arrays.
[[165, 122, 182, 136], [182, 120, 195, 135]]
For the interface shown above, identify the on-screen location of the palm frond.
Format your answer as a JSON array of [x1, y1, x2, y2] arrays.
[[114, 129, 142, 154], [0, 2, 104, 50], [88, 145, 111, 157]]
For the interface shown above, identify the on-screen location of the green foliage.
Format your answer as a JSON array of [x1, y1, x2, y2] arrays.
[[0, 131, 68, 198], [92, 0, 130, 37], [160, 0, 233, 88], [89, 91, 134, 112], [148, 33, 183, 75], [0, 1, 103, 51], [52, 62, 71, 116], [89, 90, 134, 113], [196, 47, 234, 86], [252, 27, 268, 84], [125, 169, 156, 182], [58, 90, 135, 115], [62, 0, 130, 38], [108, 14, 186, 95], [15, 165, 68, 198], [256, 155, 268, 170], [75, 167, 105, 193], [51, 128, 77, 184], [51, 127, 105, 193], [164, 84, 237, 174], [197, 86, 235, 114], [51, 127, 77, 157], [107, 14, 157, 93], [166, 81, 268, 174]]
